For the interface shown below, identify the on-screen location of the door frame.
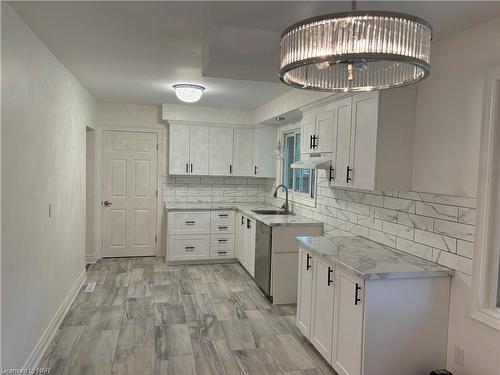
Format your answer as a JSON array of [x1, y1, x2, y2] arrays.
[[96, 127, 164, 259]]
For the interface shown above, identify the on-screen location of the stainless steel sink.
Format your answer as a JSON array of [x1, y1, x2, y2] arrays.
[[251, 209, 295, 215]]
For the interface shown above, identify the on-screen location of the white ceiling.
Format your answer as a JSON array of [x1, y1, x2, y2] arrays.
[[9, 1, 500, 109]]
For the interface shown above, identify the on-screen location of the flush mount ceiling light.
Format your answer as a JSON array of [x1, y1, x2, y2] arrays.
[[173, 84, 205, 103], [279, 2, 432, 92]]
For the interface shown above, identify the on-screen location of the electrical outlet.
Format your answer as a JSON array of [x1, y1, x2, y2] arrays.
[[454, 346, 464, 367], [84, 282, 96, 293]]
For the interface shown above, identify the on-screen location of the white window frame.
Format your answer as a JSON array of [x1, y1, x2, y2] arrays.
[[277, 123, 317, 208], [471, 65, 500, 330]]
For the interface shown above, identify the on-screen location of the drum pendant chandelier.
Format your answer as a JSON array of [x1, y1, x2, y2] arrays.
[[279, 2, 433, 92]]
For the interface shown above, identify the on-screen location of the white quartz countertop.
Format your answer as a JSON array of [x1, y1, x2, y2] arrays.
[[164, 203, 322, 227], [297, 236, 454, 280]]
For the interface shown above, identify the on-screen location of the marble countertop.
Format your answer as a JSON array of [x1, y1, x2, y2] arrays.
[[297, 236, 454, 280], [165, 203, 322, 227]]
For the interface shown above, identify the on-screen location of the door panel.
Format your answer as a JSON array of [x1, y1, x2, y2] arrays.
[[103, 131, 158, 257], [310, 257, 335, 361], [209, 127, 234, 175], [332, 97, 352, 187], [296, 248, 313, 338], [169, 124, 190, 175], [301, 114, 316, 154], [233, 128, 254, 176], [332, 268, 364, 375], [350, 92, 378, 190], [190, 126, 209, 175], [315, 110, 334, 153]]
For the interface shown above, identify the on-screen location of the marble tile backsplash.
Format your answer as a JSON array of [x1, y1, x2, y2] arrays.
[[162, 176, 270, 204], [265, 175, 476, 275]]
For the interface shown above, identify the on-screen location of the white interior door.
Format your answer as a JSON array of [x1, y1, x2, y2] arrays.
[[103, 130, 158, 257]]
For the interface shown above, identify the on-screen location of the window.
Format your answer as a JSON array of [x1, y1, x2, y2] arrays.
[[471, 66, 500, 330], [282, 129, 315, 199]]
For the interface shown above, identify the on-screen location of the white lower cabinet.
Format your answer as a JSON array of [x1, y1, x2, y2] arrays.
[[168, 235, 209, 261], [296, 248, 313, 337], [233, 213, 256, 276], [297, 245, 451, 375], [235, 213, 246, 264], [331, 267, 364, 375], [310, 257, 335, 360]]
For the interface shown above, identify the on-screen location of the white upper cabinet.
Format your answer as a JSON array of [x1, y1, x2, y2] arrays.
[[169, 123, 190, 175], [169, 123, 209, 175], [301, 113, 317, 154], [233, 128, 255, 176], [253, 125, 277, 178], [301, 108, 335, 155], [209, 127, 234, 176], [326, 88, 416, 191], [189, 126, 209, 175]]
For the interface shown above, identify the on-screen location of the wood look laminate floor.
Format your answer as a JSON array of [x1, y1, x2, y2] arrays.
[[42, 257, 337, 375]]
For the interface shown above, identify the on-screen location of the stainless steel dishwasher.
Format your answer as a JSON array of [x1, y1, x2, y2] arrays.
[[254, 220, 272, 302]]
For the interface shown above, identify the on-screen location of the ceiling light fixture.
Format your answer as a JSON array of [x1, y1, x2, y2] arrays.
[[279, 1, 432, 92], [173, 84, 205, 103]]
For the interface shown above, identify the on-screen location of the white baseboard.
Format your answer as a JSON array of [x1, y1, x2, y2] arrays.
[[85, 254, 97, 264], [22, 269, 87, 370]]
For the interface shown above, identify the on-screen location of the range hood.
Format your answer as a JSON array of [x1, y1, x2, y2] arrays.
[[291, 156, 332, 170]]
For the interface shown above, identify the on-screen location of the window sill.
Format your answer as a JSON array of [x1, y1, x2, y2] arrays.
[[276, 191, 316, 208], [471, 308, 500, 331]]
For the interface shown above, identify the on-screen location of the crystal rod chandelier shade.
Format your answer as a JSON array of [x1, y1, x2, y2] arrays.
[[279, 11, 433, 92]]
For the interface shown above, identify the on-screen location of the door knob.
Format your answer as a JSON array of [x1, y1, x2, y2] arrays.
[[103, 200, 112, 207]]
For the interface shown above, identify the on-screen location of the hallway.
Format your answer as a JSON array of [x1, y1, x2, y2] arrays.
[[41, 258, 336, 375]]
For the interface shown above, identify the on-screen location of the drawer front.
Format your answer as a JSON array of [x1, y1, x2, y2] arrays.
[[210, 234, 235, 249], [168, 235, 209, 261], [210, 246, 235, 259], [169, 211, 210, 235], [210, 210, 235, 223], [211, 221, 235, 234]]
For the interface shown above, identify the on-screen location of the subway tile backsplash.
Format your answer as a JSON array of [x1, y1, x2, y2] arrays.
[[161, 174, 476, 276], [265, 174, 476, 276]]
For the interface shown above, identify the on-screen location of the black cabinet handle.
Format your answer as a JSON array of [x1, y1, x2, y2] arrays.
[[306, 254, 311, 270], [329, 166, 335, 182], [190, 163, 193, 173], [186, 163, 189, 173], [218, 226, 228, 230], [254, 166, 258, 175], [309, 135, 313, 149], [327, 267, 333, 286], [185, 246, 195, 252], [185, 221, 195, 225], [217, 251, 228, 255], [312, 135, 318, 149], [229, 165, 232, 174], [218, 239, 228, 243], [219, 214, 228, 218], [241, 215, 245, 225], [346, 166, 352, 183], [355, 283, 362, 305], [246, 218, 251, 229]]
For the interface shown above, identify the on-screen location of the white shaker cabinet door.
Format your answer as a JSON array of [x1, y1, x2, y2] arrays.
[[209, 127, 234, 176], [349, 92, 378, 191], [301, 113, 316, 155], [331, 97, 352, 187], [296, 247, 314, 338], [235, 213, 246, 264], [332, 268, 364, 375], [315, 109, 335, 154], [244, 217, 256, 277], [169, 124, 190, 175], [233, 128, 254, 176], [310, 257, 335, 361], [189, 125, 209, 175]]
